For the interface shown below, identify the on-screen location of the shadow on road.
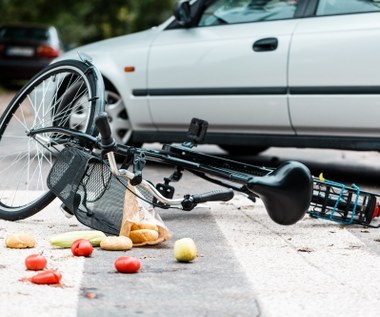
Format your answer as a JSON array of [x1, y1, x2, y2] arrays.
[[145, 143, 380, 188], [229, 151, 380, 187], [144, 143, 380, 187]]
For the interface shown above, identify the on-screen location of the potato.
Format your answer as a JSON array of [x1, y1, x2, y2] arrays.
[[100, 236, 133, 251]]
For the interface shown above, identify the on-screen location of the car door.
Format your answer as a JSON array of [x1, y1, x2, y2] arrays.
[[146, 0, 302, 135], [289, 0, 380, 137]]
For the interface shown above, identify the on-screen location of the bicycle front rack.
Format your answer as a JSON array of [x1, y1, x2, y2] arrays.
[[309, 174, 380, 227]]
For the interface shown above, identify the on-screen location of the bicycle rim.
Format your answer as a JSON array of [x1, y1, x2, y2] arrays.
[[0, 60, 103, 220]]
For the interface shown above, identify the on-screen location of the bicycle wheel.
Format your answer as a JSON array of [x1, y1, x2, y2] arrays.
[[0, 59, 105, 220]]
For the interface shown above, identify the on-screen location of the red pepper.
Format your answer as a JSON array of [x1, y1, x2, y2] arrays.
[[30, 270, 62, 285]]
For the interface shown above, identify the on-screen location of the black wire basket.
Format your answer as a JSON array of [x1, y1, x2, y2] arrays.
[[47, 147, 133, 235]]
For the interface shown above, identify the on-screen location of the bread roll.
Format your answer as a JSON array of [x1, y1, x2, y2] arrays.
[[131, 222, 158, 232], [100, 236, 133, 251], [129, 229, 159, 244], [5, 232, 36, 248]]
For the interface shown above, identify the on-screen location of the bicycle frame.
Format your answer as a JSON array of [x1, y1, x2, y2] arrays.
[[29, 114, 380, 228]]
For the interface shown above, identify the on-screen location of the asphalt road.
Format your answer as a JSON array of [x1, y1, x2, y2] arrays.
[[1, 90, 380, 316], [1, 145, 380, 317]]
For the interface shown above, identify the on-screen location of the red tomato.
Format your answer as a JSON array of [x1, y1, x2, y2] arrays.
[[114, 256, 141, 273], [30, 270, 62, 285], [71, 239, 93, 257], [25, 254, 47, 271]]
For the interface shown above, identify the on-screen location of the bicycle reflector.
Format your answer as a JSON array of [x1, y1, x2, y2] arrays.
[[309, 174, 380, 227]]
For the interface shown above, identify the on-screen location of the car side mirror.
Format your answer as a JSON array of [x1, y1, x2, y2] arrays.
[[174, 0, 192, 27]]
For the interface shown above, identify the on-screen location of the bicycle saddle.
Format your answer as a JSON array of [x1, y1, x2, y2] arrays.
[[247, 160, 313, 225]]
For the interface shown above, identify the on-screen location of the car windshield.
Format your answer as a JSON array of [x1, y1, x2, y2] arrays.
[[0, 26, 49, 41]]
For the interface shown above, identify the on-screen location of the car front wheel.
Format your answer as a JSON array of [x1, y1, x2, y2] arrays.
[[104, 87, 141, 147]]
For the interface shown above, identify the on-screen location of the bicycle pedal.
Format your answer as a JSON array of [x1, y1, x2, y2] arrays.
[[60, 204, 74, 218]]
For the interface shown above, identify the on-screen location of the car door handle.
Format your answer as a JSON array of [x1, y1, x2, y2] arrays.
[[253, 38, 278, 52]]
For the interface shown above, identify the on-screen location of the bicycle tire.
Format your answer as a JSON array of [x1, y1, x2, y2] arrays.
[[0, 59, 105, 220]]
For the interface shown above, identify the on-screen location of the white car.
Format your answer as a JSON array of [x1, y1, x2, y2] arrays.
[[57, 0, 380, 155]]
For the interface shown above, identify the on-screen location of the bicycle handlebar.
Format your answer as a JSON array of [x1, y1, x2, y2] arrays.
[[182, 189, 234, 211], [120, 169, 234, 210], [193, 189, 234, 203]]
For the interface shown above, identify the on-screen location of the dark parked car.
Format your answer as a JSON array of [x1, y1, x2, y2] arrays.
[[0, 23, 63, 81]]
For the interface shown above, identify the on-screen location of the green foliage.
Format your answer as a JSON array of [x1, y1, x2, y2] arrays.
[[0, 0, 177, 47]]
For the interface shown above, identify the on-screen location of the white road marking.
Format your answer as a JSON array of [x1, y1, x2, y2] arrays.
[[212, 194, 380, 317]]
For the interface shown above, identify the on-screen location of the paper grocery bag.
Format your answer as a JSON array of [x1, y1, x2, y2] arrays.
[[119, 184, 171, 246]]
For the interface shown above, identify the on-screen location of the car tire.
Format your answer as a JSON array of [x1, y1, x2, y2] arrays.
[[219, 145, 268, 156]]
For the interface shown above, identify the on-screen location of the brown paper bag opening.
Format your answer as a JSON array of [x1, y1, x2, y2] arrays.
[[120, 185, 171, 246]]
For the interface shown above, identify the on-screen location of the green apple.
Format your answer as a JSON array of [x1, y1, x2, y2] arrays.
[[174, 238, 197, 262]]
